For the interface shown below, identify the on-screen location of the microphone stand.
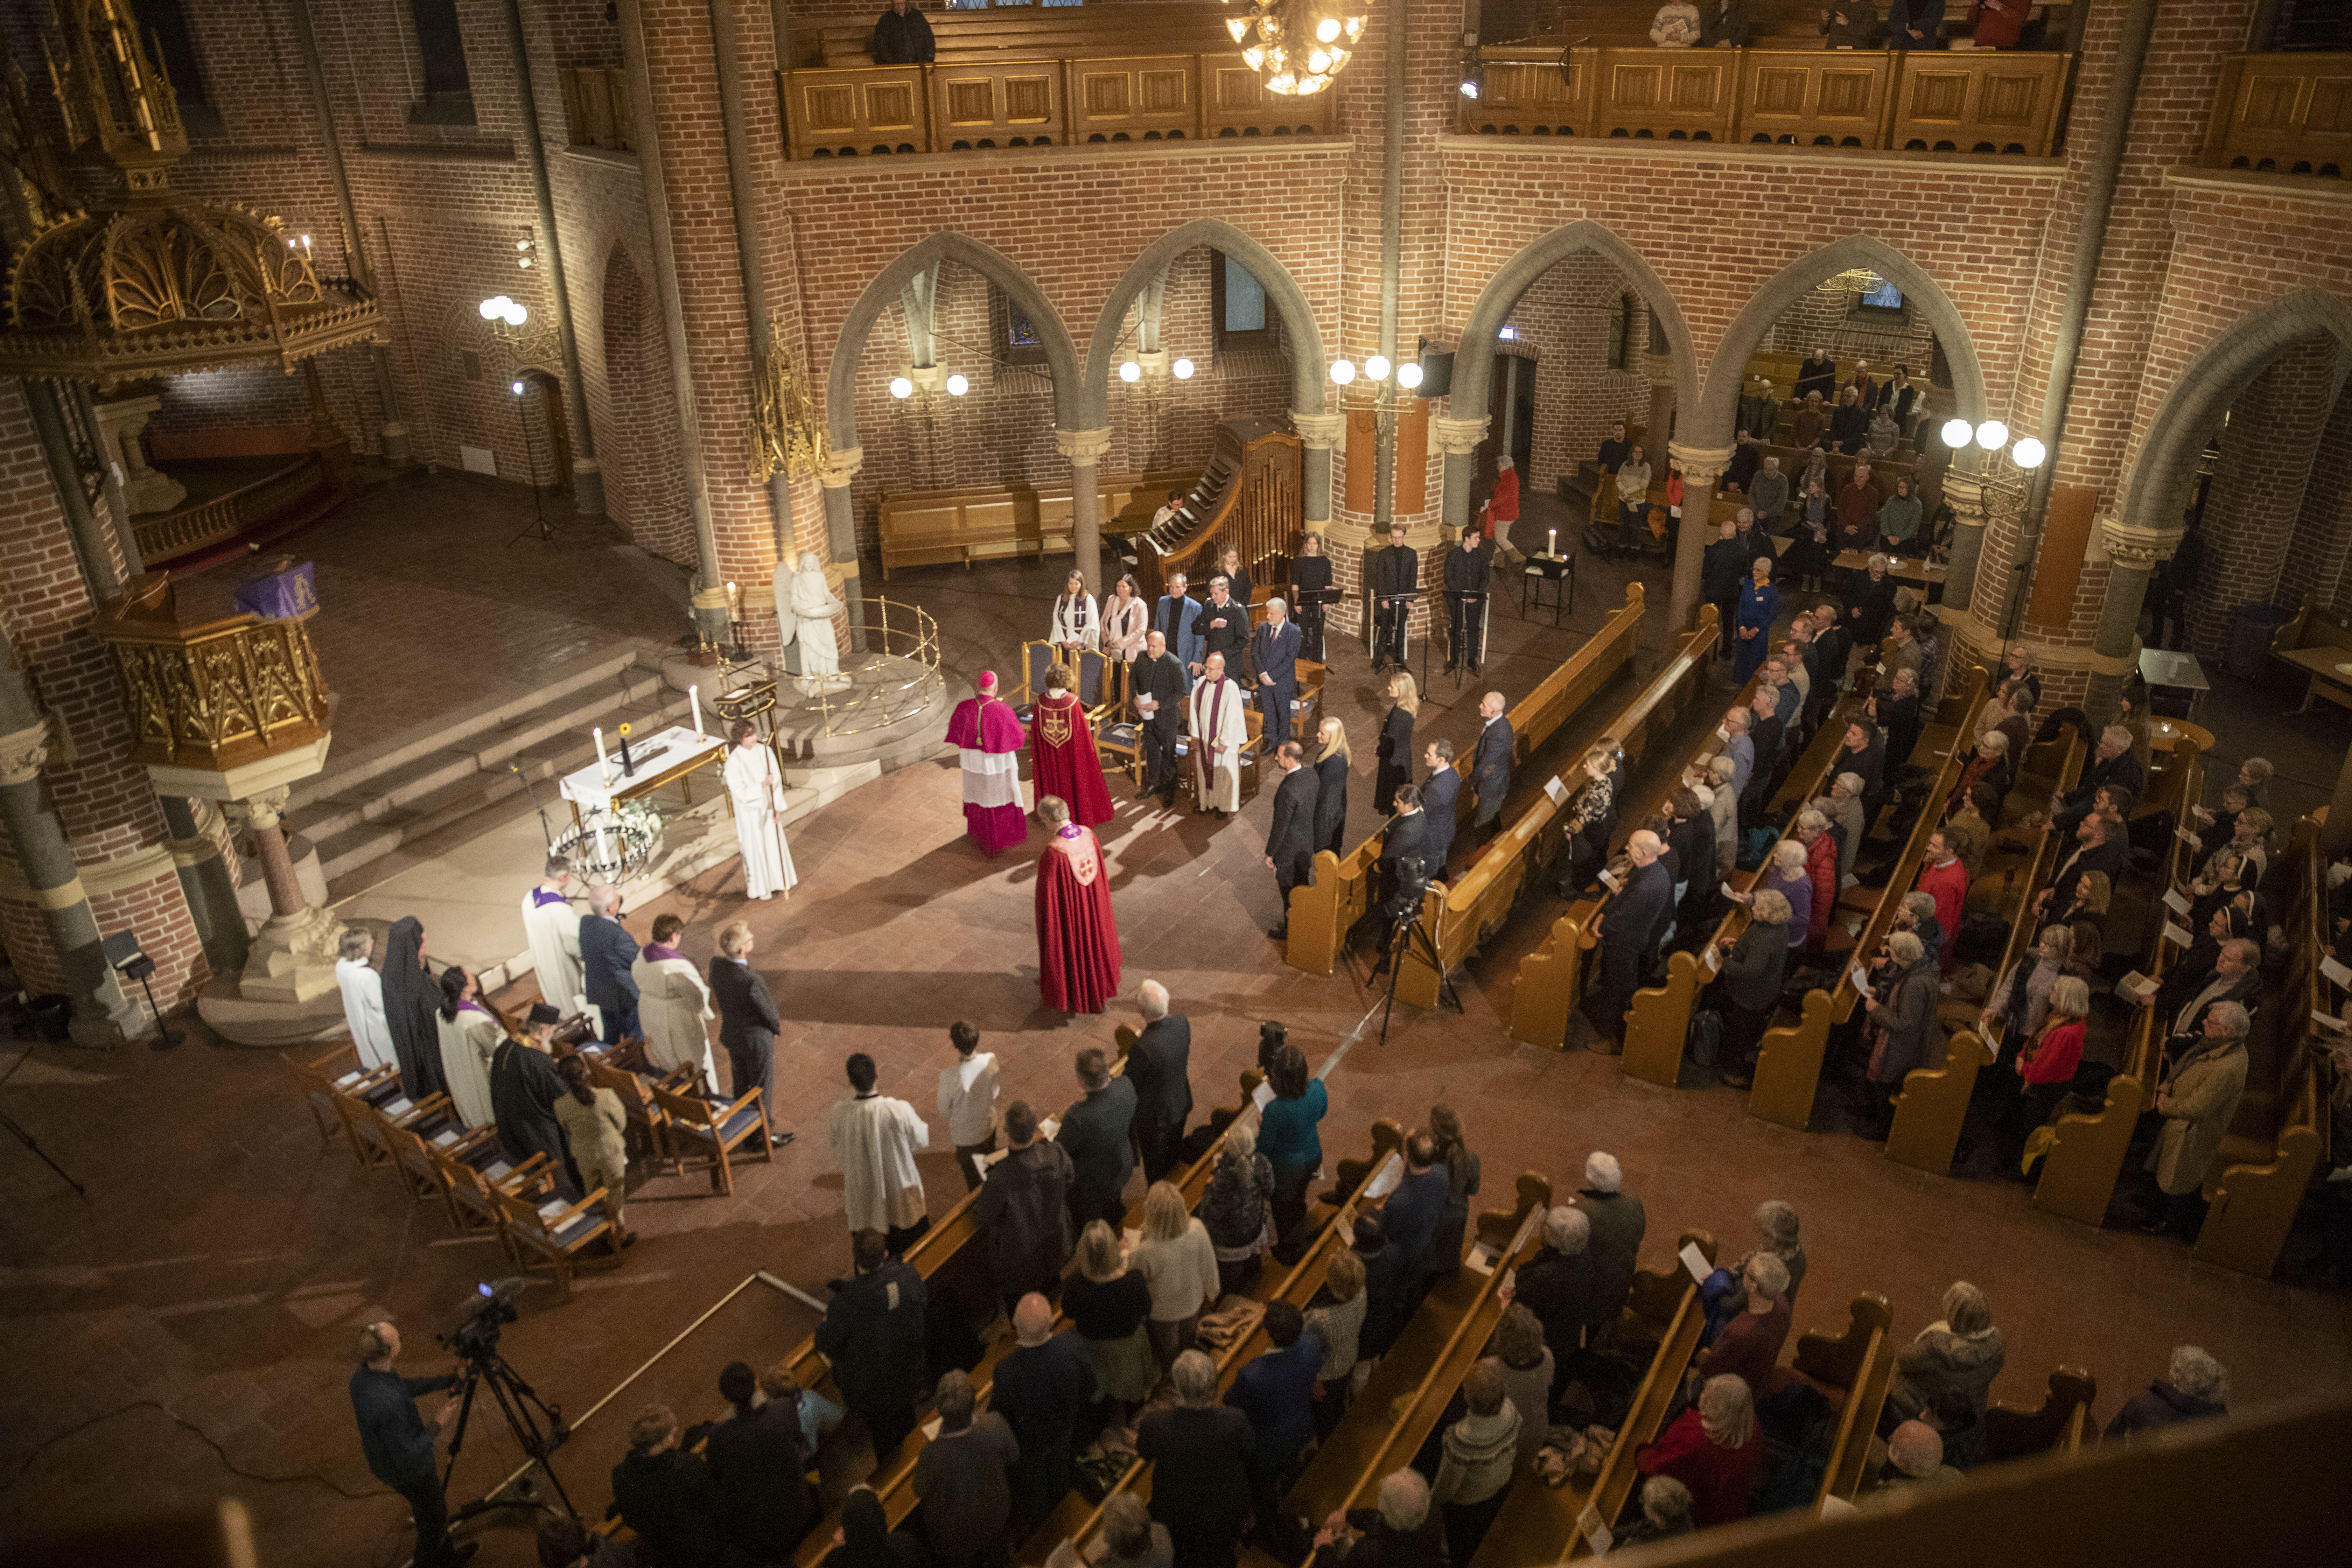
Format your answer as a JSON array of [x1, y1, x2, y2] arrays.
[[511, 762, 557, 849]]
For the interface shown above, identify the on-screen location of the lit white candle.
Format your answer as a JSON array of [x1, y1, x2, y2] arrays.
[[690, 684, 704, 736], [1547, 527, 1557, 557], [595, 827, 610, 862], [594, 725, 610, 778]]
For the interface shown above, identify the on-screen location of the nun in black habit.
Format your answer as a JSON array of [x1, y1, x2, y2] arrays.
[[378, 917, 447, 1102], [490, 1003, 582, 1199]]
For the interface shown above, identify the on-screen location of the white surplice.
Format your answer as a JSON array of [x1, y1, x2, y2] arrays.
[[1187, 675, 1248, 812], [336, 956, 396, 1072], [632, 951, 719, 1086], [519, 887, 584, 1013], [724, 742, 799, 900], [436, 1006, 502, 1128], [827, 1093, 932, 1233]]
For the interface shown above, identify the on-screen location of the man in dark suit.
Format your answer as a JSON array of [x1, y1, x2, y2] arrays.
[[1420, 740, 1460, 869], [1134, 1351, 1255, 1568], [1196, 576, 1248, 680], [578, 883, 640, 1044], [1055, 1046, 1137, 1229], [2034, 810, 2128, 928], [2149, 937, 2261, 1053], [1368, 522, 1418, 672], [814, 1230, 928, 1461], [1701, 518, 1748, 658], [1250, 597, 1303, 755], [1265, 740, 1320, 942], [2051, 724, 2146, 834], [1372, 783, 1434, 975], [1580, 831, 1671, 1055], [709, 920, 792, 1148], [1443, 530, 1493, 676], [1468, 690, 1514, 846], [1378, 1131, 1450, 1307], [1154, 572, 1202, 689], [1126, 981, 1193, 1183], [1133, 629, 1188, 806]]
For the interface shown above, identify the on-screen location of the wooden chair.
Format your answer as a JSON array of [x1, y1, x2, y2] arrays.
[[654, 1084, 773, 1195], [335, 1080, 453, 1175], [286, 1051, 397, 1161], [393, 1121, 500, 1228], [492, 1184, 622, 1301], [1984, 1366, 2099, 1461], [580, 1049, 685, 1174], [427, 1136, 553, 1255], [366, 1107, 464, 1204]]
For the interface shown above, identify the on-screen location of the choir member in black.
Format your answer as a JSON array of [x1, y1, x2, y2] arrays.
[[1369, 523, 1418, 671], [1290, 533, 1335, 663], [1133, 630, 1187, 807], [1198, 575, 1249, 676], [1373, 784, 1435, 973], [1442, 530, 1493, 677], [1311, 717, 1351, 857], [870, 0, 934, 62], [1374, 671, 1419, 814], [1266, 743, 1320, 942], [491, 1002, 582, 1198]]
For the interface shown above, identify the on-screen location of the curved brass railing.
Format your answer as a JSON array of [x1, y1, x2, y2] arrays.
[[133, 451, 339, 566], [712, 597, 943, 743]]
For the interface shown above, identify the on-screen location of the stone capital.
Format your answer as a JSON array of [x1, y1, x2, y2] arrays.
[[2096, 513, 2180, 570], [819, 446, 864, 489], [226, 787, 293, 834], [0, 720, 51, 787], [1668, 441, 1734, 487], [1054, 426, 1113, 466], [1431, 414, 1490, 457], [1291, 411, 1344, 449]]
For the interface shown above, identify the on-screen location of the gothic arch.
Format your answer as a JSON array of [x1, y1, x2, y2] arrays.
[[1083, 219, 1327, 425], [822, 232, 1083, 450], [1696, 235, 1986, 450], [1451, 222, 1702, 441], [2120, 288, 2352, 534]]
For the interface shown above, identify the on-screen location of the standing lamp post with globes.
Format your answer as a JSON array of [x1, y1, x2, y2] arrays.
[[1936, 416, 2046, 643], [1333, 352, 1427, 679]]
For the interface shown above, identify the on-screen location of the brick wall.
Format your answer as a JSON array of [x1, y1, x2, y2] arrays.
[[2305, 387, 2352, 615], [1500, 253, 1652, 496], [1762, 287, 1939, 384], [2185, 335, 2344, 656], [0, 385, 206, 1007]]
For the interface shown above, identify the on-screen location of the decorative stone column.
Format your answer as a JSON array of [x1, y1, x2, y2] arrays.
[[1941, 468, 1994, 618], [1644, 351, 1677, 477], [161, 794, 249, 976], [1056, 427, 1113, 594], [89, 394, 186, 515], [1667, 442, 1732, 634], [821, 444, 868, 653], [1293, 412, 1343, 529], [0, 720, 141, 1044], [224, 788, 340, 1004], [1432, 414, 1489, 543], [2086, 513, 2175, 722]]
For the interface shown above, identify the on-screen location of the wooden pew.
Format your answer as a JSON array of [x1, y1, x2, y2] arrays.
[[1612, 668, 1883, 1080], [1806, 1295, 1899, 1510], [2032, 740, 2206, 1226], [1286, 585, 1645, 980], [1396, 597, 1713, 1011], [1884, 726, 2086, 1175], [1464, 1229, 1719, 1567], [787, 1065, 1266, 1566], [1280, 1178, 1556, 1529], [1983, 1367, 2098, 1461], [1014, 1119, 1409, 1566], [1508, 646, 1745, 1055], [878, 471, 1192, 578], [1746, 668, 1986, 1130], [2193, 816, 2330, 1276]]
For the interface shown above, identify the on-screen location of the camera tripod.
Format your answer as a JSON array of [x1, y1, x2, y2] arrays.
[[1372, 891, 1463, 1048], [442, 1343, 575, 1524]]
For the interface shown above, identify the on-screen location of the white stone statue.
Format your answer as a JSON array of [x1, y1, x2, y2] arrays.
[[771, 553, 798, 671], [790, 551, 850, 694]]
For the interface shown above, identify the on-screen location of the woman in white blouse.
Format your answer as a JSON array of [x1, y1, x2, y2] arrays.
[[1129, 1178, 1220, 1370], [1050, 569, 1100, 658], [1101, 573, 1148, 708]]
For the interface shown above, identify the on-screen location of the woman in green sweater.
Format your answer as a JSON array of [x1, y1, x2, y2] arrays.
[[1878, 475, 1923, 552]]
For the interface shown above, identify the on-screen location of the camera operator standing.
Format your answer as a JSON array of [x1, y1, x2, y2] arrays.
[[350, 1321, 478, 1567]]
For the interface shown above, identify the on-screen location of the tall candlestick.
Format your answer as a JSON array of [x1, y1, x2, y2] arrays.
[[593, 725, 610, 779], [595, 827, 610, 862], [690, 684, 704, 736]]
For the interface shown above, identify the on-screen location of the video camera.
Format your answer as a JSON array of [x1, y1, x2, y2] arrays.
[[439, 1278, 525, 1363]]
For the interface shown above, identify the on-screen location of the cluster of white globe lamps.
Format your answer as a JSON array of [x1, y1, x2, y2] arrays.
[[1330, 354, 1422, 389], [476, 294, 530, 328], [888, 357, 1200, 399], [1942, 416, 2046, 470]]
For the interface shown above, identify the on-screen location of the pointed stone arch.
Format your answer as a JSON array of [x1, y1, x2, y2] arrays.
[[1694, 234, 1986, 450], [1083, 219, 1328, 425], [822, 232, 1083, 451], [2120, 287, 2352, 534]]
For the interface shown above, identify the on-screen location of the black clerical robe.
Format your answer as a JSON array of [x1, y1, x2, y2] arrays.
[[490, 1040, 582, 1198]]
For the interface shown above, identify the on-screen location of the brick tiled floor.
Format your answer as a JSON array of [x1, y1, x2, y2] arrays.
[[6, 497, 2348, 1563]]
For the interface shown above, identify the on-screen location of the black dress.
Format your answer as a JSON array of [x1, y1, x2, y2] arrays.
[[1374, 705, 1415, 814], [1292, 554, 1335, 662], [379, 916, 448, 1102], [489, 1040, 582, 1198], [1314, 751, 1350, 856]]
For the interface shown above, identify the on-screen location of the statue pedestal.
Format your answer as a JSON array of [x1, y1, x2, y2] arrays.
[[91, 392, 188, 515]]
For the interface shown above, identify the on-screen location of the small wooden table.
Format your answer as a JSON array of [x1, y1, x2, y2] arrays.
[[2139, 648, 2212, 722], [2272, 644, 2352, 716], [1830, 550, 1946, 590], [556, 724, 729, 827], [2148, 718, 2214, 754]]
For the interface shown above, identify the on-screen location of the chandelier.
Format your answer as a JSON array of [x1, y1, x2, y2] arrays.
[[1225, 0, 1366, 95]]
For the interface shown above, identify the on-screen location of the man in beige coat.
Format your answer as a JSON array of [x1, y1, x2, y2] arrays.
[[2140, 1002, 2252, 1238]]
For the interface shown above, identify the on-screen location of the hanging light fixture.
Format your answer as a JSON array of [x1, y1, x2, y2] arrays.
[[1225, 0, 1368, 93], [1172, 358, 1195, 380], [1120, 360, 1143, 383]]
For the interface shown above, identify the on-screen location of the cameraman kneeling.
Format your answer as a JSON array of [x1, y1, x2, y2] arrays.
[[351, 1321, 477, 1566]]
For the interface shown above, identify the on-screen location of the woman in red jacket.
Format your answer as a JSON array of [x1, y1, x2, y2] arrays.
[[1795, 810, 1838, 952], [1999, 974, 2088, 1177], [1636, 1374, 1763, 1526]]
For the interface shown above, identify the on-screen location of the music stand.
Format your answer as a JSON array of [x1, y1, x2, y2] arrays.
[[101, 931, 178, 1051]]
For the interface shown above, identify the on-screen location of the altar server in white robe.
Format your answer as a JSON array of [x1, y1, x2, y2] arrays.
[[632, 911, 719, 1089], [827, 1051, 932, 1250], [724, 720, 799, 900], [1187, 651, 1249, 817], [520, 855, 585, 1014], [434, 965, 503, 1128], [335, 926, 396, 1073]]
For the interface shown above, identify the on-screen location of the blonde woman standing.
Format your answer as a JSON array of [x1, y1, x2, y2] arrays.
[[1312, 716, 1351, 856], [1375, 672, 1420, 813], [1130, 1180, 1219, 1369]]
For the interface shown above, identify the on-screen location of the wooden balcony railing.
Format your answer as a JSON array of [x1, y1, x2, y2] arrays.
[[132, 451, 343, 569], [559, 65, 637, 153], [98, 574, 333, 773], [1462, 45, 2069, 156], [778, 53, 1333, 160], [2204, 53, 2351, 179]]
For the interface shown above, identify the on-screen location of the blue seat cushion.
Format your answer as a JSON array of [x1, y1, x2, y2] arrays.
[[715, 1106, 765, 1144]]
